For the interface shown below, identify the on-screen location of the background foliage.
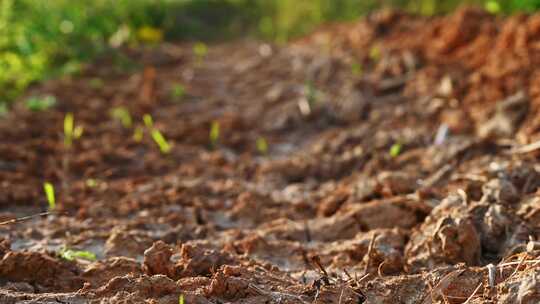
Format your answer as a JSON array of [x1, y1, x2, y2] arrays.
[[1, 0, 540, 105]]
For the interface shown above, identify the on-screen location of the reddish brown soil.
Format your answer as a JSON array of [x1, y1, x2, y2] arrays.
[[1, 7, 540, 303]]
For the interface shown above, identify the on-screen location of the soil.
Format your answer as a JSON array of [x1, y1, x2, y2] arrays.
[[1, 7, 540, 304]]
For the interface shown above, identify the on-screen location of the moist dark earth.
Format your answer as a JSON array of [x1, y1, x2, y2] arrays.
[[1, 7, 540, 304]]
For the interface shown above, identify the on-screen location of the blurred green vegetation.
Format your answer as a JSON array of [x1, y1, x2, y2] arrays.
[[1, 0, 540, 105]]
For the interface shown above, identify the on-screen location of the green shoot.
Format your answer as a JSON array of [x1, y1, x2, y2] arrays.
[[351, 61, 363, 76], [85, 178, 98, 188], [171, 83, 186, 101], [193, 42, 208, 63], [143, 114, 154, 128], [179, 294, 185, 304], [389, 142, 402, 158], [64, 112, 83, 148], [110, 107, 133, 128], [43, 182, 56, 210], [133, 126, 144, 142], [369, 44, 381, 62], [209, 121, 220, 148], [25, 95, 56, 112], [151, 129, 171, 154], [59, 247, 97, 261], [485, 0, 501, 14], [256, 137, 268, 154]]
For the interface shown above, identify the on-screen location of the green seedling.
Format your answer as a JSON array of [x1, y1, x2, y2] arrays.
[[170, 83, 186, 101], [179, 294, 185, 304], [193, 42, 208, 63], [369, 44, 381, 62], [85, 178, 98, 188], [389, 142, 402, 158], [64, 112, 84, 148], [133, 126, 144, 142], [59, 247, 97, 261], [209, 121, 220, 148], [25, 95, 56, 112], [43, 182, 56, 210], [151, 129, 171, 154], [143, 113, 154, 128], [485, 0, 501, 14], [110, 107, 132, 128], [256, 137, 268, 154], [351, 61, 363, 76]]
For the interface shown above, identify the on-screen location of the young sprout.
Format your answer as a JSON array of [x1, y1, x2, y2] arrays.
[[43, 182, 56, 210], [59, 247, 97, 261], [110, 107, 133, 128], [485, 0, 501, 14], [179, 294, 185, 304], [25, 95, 56, 112], [389, 142, 402, 158], [151, 129, 171, 154], [133, 126, 144, 142], [64, 112, 83, 148], [369, 44, 381, 62], [143, 113, 154, 128], [85, 178, 98, 188], [351, 61, 363, 77], [256, 137, 268, 154], [193, 42, 208, 63], [209, 121, 220, 148], [170, 83, 186, 101]]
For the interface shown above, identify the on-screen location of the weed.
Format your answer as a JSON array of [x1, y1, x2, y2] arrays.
[[389, 142, 402, 158], [59, 247, 97, 261], [110, 107, 133, 128], [43, 182, 55, 210], [171, 83, 186, 101], [179, 294, 185, 304], [63, 112, 83, 148], [209, 120, 220, 148], [256, 137, 268, 154], [25, 95, 56, 112], [151, 129, 171, 154]]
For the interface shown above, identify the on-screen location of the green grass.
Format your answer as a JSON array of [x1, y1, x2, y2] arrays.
[[2, 0, 540, 106]]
